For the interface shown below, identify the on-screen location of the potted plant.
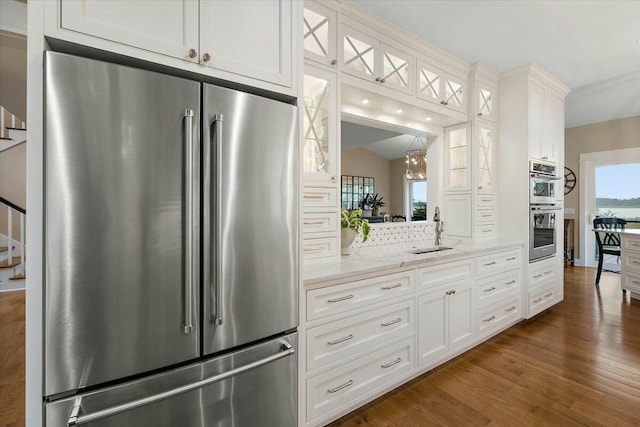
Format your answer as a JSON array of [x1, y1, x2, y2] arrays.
[[340, 209, 370, 255], [359, 194, 374, 217], [369, 193, 386, 216]]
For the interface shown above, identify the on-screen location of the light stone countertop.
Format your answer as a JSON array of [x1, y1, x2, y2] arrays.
[[303, 239, 524, 286]]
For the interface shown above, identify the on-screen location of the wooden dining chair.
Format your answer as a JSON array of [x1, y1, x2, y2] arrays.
[[593, 217, 627, 286]]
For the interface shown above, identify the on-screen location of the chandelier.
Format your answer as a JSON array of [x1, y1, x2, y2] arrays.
[[405, 136, 427, 180]]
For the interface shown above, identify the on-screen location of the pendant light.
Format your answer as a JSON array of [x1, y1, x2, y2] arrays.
[[405, 136, 427, 180]]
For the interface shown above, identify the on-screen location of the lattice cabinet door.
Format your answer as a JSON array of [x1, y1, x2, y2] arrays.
[[476, 121, 496, 194], [302, 65, 338, 185], [476, 79, 497, 122], [442, 71, 468, 114], [340, 25, 378, 82], [417, 60, 443, 104], [303, 1, 338, 68], [379, 43, 414, 95]]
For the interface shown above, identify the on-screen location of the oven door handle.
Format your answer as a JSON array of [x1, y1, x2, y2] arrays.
[[530, 173, 562, 180], [531, 205, 561, 211]]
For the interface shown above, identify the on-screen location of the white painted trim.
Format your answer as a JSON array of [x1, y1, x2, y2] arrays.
[[0, 24, 27, 36], [578, 147, 640, 268]]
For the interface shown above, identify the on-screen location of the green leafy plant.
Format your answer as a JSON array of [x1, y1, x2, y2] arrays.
[[341, 209, 370, 242], [369, 193, 386, 209], [359, 194, 373, 209]]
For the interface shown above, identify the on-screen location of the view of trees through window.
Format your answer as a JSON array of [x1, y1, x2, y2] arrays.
[[410, 180, 427, 221], [595, 163, 640, 222]]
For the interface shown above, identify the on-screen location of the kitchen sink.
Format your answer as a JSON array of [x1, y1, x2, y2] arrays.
[[411, 246, 453, 254]]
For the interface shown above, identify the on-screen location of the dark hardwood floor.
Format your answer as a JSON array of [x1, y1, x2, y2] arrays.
[[1, 268, 640, 427], [329, 267, 640, 426]]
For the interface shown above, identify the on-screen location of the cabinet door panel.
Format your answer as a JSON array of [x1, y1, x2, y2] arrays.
[[379, 43, 414, 95], [200, 0, 292, 87], [444, 122, 472, 191], [417, 61, 442, 103], [476, 121, 496, 194], [443, 72, 468, 114], [417, 291, 448, 365], [303, 1, 337, 67], [341, 25, 377, 80], [61, 0, 198, 61], [476, 80, 497, 122], [448, 282, 475, 350], [543, 93, 563, 164], [528, 81, 545, 160]]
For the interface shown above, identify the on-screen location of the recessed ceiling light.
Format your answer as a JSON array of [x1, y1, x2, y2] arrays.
[[361, 98, 370, 105], [425, 117, 432, 122], [396, 108, 403, 114]]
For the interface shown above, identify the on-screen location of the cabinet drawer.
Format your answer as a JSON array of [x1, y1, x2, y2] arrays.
[[622, 251, 640, 274], [306, 300, 414, 372], [306, 337, 414, 423], [303, 237, 338, 261], [621, 236, 640, 252], [303, 212, 338, 237], [476, 209, 496, 224], [477, 270, 520, 308], [476, 195, 496, 208], [303, 187, 338, 209], [476, 249, 521, 276], [307, 271, 414, 321], [529, 286, 554, 313], [529, 258, 556, 288], [476, 224, 497, 240], [622, 271, 640, 293], [477, 296, 520, 337], [416, 258, 474, 292]]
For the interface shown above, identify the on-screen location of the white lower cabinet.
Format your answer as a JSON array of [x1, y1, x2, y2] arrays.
[[306, 336, 414, 423], [477, 296, 520, 338], [417, 280, 475, 367]]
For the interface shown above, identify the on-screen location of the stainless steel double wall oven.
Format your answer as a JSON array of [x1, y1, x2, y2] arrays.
[[529, 161, 561, 262]]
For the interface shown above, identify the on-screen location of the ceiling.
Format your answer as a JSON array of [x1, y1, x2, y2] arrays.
[[355, 0, 640, 128], [341, 121, 425, 160]]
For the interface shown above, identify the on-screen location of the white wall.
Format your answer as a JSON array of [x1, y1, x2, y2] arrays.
[[0, 0, 27, 35]]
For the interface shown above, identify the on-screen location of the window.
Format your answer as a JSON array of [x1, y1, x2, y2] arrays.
[[406, 179, 427, 221], [595, 163, 640, 222]]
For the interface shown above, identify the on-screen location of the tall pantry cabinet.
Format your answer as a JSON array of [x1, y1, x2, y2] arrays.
[[497, 64, 570, 318]]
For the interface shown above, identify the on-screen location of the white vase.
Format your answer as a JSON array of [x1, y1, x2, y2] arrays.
[[341, 227, 357, 255]]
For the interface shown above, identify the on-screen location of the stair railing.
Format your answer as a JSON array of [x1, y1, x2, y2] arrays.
[[0, 196, 25, 277]]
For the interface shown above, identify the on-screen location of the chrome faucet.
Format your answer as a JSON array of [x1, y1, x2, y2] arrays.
[[433, 206, 444, 246]]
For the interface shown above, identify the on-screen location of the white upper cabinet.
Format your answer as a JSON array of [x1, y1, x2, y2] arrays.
[[528, 80, 545, 161], [302, 65, 339, 185], [340, 24, 414, 95], [528, 79, 562, 164], [200, 0, 292, 88], [61, 0, 199, 62], [417, 60, 467, 114], [303, 1, 338, 68], [444, 122, 472, 192], [475, 79, 497, 122], [475, 121, 497, 194], [58, 0, 295, 93]]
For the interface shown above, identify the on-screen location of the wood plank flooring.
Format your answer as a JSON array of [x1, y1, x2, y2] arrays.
[[0, 290, 25, 427], [2, 268, 640, 426], [328, 267, 640, 426]]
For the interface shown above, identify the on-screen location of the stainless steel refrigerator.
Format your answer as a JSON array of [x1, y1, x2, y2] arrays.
[[43, 52, 298, 426]]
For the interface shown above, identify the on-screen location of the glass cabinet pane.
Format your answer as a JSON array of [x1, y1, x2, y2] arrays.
[[303, 7, 330, 60], [445, 79, 464, 108], [418, 66, 440, 101], [477, 126, 494, 192], [343, 33, 375, 76], [382, 50, 409, 89], [478, 87, 493, 117], [447, 125, 469, 190], [303, 74, 330, 174]]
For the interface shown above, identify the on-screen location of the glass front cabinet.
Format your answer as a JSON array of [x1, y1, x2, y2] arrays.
[[302, 65, 338, 185], [303, 1, 338, 68], [444, 122, 472, 192], [475, 121, 497, 194]]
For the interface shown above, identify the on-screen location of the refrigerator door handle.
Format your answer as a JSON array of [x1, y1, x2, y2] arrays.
[[183, 109, 196, 335], [66, 340, 295, 426], [213, 113, 224, 326]]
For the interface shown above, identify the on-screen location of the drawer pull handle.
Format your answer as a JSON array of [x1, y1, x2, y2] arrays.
[[304, 195, 325, 199], [505, 280, 516, 285], [381, 283, 402, 290], [483, 287, 496, 293], [304, 247, 324, 252], [506, 257, 517, 261], [445, 290, 457, 295], [544, 270, 552, 275], [632, 280, 640, 285], [533, 297, 543, 303], [483, 315, 496, 323], [328, 294, 354, 303], [481, 229, 493, 233], [632, 261, 640, 266], [505, 306, 517, 312], [484, 261, 497, 266], [327, 334, 354, 346], [481, 214, 492, 217], [381, 357, 402, 369], [544, 293, 553, 298], [327, 379, 353, 394], [381, 318, 402, 327], [304, 220, 325, 225], [533, 274, 543, 279]]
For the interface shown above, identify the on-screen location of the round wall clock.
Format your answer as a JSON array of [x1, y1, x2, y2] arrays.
[[564, 167, 576, 195]]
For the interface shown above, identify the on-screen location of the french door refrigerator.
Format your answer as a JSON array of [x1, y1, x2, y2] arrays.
[[43, 52, 298, 426]]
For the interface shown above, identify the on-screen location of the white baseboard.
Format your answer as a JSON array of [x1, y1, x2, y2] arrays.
[[0, 279, 25, 292]]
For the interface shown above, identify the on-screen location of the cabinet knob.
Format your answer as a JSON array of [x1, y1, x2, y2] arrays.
[[331, 175, 337, 182], [375, 77, 382, 82], [478, 112, 483, 116], [380, 78, 386, 83], [202, 53, 211, 63], [331, 59, 337, 66], [440, 101, 448, 106], [542, 156, 548, 160], [188, 48, 197, 59]]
